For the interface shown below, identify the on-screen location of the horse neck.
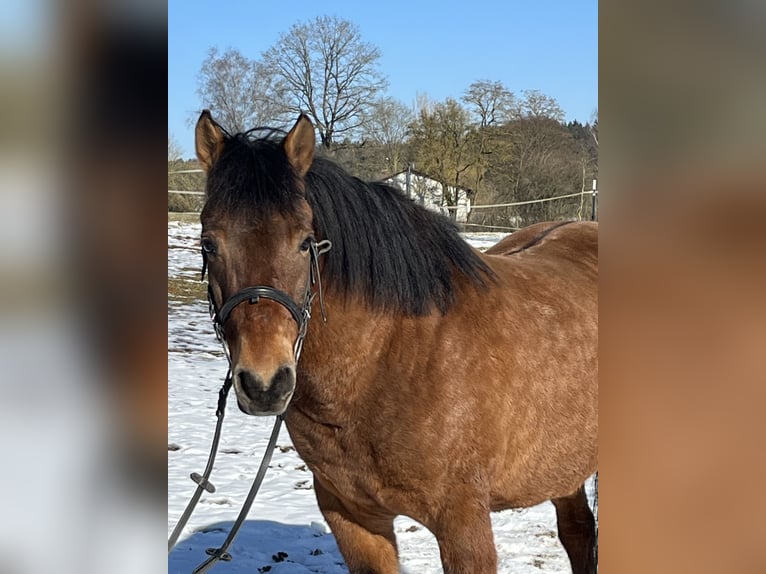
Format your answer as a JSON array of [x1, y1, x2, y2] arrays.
[[294, 289, 397, 406]]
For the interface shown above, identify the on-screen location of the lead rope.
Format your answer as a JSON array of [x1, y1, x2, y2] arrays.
[[167, 370, 283, 570], [191, 416, 283, 574], [167, 372, 232, 552], [190, 313, 316, 574]]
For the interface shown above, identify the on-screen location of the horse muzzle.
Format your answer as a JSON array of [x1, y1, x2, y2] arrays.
[[233, 364, 296, 416]]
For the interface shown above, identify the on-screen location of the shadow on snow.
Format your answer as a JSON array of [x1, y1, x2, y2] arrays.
[[169, 519, 348, 573]]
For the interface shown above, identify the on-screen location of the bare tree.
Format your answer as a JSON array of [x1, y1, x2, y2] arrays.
[[409, 98, 480, 220], [260, 15, 388, 149], [414, 92, 434, 116], [504, 91, 569, 206], [168, 134, 183, 161], [462, 80, 515, 128], [461, 80, 516, 205], [196, 47, 278, 133], [490, 95, 581, 224], [513, 89, 565, 121], [364, 97, 413, 174]]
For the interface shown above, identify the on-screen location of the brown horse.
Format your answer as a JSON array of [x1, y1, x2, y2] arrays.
[[195, 110, 598, 574]]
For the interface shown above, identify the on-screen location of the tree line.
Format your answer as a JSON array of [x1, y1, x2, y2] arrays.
[[169, 15, 597, 227]]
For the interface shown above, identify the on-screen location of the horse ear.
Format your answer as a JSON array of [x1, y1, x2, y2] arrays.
[[195, 110, 224, 172], [283, 114, 315, 178]]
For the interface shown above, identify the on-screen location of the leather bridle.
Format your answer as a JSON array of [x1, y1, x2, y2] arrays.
[[203, 238, 332, 363]]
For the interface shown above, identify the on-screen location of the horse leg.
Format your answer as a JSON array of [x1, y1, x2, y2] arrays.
[[314, 477, 399, 574], [551, 485, 597, 574], [431, 501, 497, 574]]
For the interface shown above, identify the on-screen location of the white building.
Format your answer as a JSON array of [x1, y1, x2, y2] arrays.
[[382, 169, 472, 224]]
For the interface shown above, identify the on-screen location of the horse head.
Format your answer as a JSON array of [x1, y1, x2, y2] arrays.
[[195, 111, 319, 416]]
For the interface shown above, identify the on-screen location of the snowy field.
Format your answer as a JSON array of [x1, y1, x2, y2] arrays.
[[168, 218, 595, 573]]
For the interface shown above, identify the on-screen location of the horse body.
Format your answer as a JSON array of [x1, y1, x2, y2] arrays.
[[283, 223, 597, 572], [194, 111, 598, 573]]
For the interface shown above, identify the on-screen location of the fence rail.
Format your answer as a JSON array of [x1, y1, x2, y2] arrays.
[[168, 187, 598, 227], [443, 191, 590, 210]]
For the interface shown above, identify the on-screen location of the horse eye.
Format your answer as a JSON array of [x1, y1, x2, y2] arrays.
[[201, 237, 217, 254], [300, 236, 315, 252]]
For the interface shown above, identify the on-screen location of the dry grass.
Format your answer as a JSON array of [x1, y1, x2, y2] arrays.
[[168, 276, 206, 304], [168, 212, 201, 224], [168, 213, 205, 303]]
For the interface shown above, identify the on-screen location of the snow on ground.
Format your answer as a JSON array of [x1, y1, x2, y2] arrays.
[[169, 219, 595, 573]]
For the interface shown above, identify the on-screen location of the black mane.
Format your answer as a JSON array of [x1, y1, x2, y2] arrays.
[[203, 131, 494, 316]]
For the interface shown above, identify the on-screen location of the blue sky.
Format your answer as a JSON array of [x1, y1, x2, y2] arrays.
[[169, 0, 597, 158]]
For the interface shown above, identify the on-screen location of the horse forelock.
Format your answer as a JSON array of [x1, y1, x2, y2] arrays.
[[202, 131, 304, 221]]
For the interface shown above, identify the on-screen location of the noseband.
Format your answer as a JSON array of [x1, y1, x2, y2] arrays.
[[204, 239, 332, 361]]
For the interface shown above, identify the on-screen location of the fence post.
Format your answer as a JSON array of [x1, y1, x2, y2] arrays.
[[591, 179, 598, 221]]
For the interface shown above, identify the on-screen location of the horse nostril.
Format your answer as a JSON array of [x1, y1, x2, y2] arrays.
[[237, 370, 265, 398], [270, 365, 296, 396]]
